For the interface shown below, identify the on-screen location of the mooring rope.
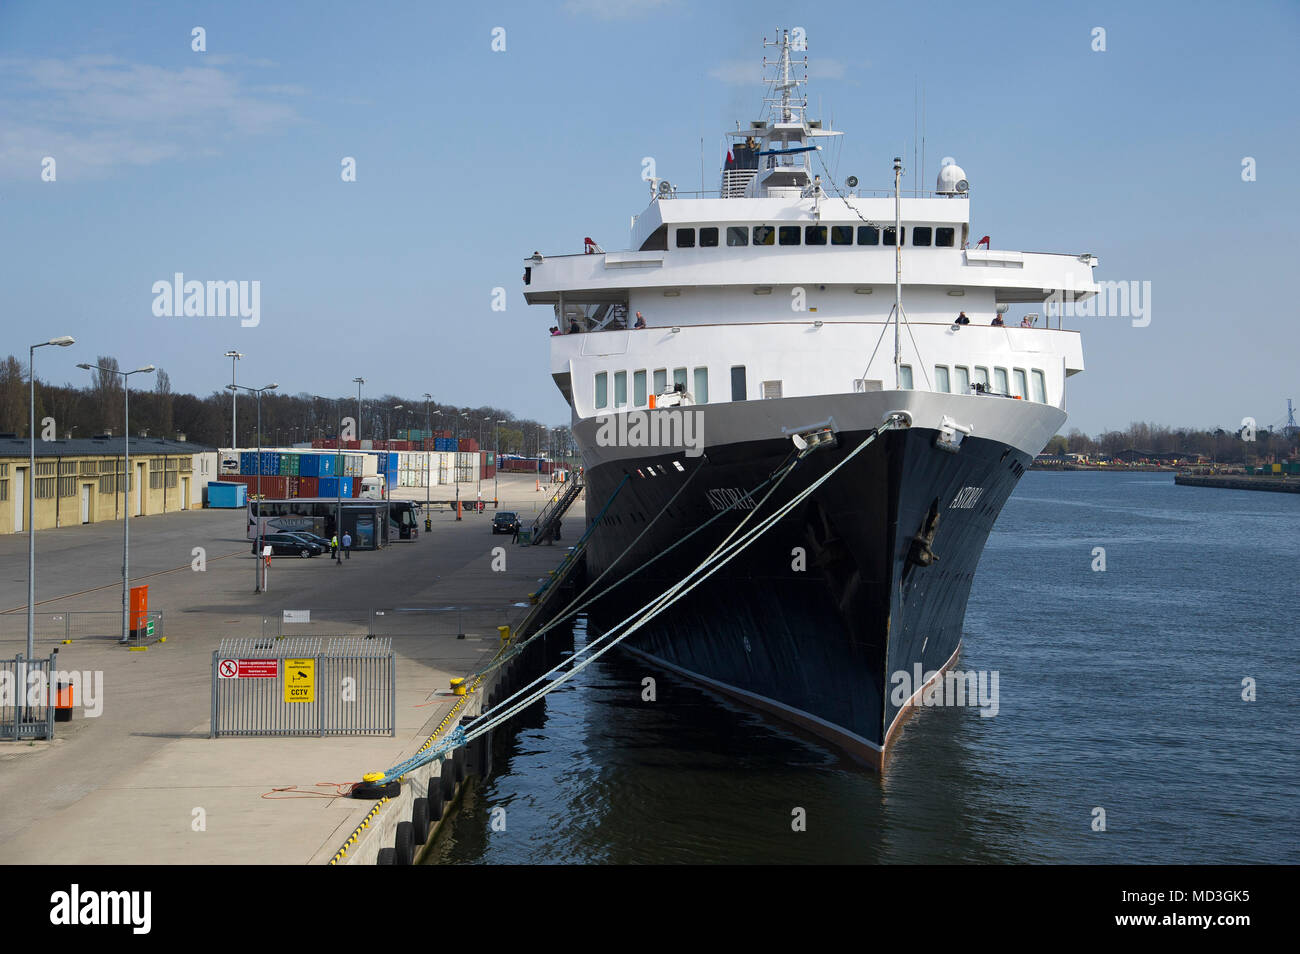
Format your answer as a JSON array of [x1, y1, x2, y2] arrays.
[[372, 413, 906, 783]]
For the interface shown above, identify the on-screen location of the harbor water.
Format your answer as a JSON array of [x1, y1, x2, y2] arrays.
[[429, 472, 1299, 864]]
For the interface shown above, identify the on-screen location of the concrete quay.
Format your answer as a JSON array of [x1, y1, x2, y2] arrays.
[[0, 474, 583, 864]]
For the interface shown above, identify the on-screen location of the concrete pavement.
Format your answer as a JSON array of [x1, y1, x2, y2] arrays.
[[0, 473, 583, 863]]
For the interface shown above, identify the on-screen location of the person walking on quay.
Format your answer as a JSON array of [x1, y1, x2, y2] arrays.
[[342, 531, 352, 559], [329, 533, 339, 558]]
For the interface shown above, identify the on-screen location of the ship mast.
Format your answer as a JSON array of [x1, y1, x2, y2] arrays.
[[893, 156, 903, 388]]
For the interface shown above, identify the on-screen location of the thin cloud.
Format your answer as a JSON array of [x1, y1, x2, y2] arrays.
[[0, 55, 304, 180]]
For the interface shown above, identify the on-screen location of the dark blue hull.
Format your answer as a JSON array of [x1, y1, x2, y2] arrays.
[[582, 425, 1029, 765]]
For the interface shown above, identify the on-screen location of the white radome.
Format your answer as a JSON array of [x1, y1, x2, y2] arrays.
[[936, 161, 969, 194]]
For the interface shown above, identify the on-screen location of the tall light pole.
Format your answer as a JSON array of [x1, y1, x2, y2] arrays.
[[387, 404, 404, 442], [336, 397, 345, 564], [495, 419, 507, 505], [224, 350, 243, 448], [228, 382, 279, 592], [423, 394, 433, 511], [352, 377, 365, 444], [26, 335, 75, 675], [78, 361, 155, 643]]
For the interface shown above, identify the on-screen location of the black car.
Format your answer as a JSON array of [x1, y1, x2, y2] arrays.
[[492, 511, 521, 535], [252, 533, 324, 558], [288, 531, 333, 550]]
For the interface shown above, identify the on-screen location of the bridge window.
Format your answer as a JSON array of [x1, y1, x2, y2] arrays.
[[693, 368, 709, 404], [994, 367, 1009, 396], [899, 365, 914, 389], [675, 228, 695, 248], [634, 370, 647, 406], [1012, 368, 1027, 399], [934, 365, 950, 393], [1032, 369, 1047, 404], [700, 227, 719, 248], [778, 226, 801, 246], [857, 226, 879, 245], [883, 227, 905, 246], [936, 227, 955, 247], [654, 369, 667, 396], [595, 372, 608, 409], [731, 366, 747, 401], [753, 225, 775, 246], [673, 367, 688, 391], [831, 225, 853, 245], [615, 370, 628, 406], [805, 225, 827, 246], [954, 366, 970, 394], [912, 226, 932, 247], [973, 366, 989, 390], [727, 226, 748, 246]]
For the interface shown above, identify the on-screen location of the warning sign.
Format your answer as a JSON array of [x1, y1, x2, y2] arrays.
[[218, 659, 278, 679], [284, 658, 315, 703]]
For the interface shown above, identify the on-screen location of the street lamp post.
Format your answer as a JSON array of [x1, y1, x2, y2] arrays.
[[336, 397, 345, 564], [495, 419, 507, 505], [26, 336, 75, 674], [224, 350, 243, 448], [77, 361, 155, 643], [423, 394, 433, 512], [228, 382, 279, 592]]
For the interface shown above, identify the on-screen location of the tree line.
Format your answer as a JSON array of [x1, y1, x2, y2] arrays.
[[2, 354, 1291, 463], [1044, 420, 1297, 462], [0, 354, 572, 459]]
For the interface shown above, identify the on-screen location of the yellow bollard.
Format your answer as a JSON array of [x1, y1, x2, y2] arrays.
[[498, 625, 511, 643], [450, 677, 466, 696]]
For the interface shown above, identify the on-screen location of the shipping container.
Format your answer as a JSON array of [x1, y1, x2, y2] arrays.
[[297, 476, 319, 497], [206, 481, 247, 508], [225, 474, 289, 499]]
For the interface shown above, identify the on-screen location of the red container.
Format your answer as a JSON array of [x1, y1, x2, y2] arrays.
[[227, 474, 288, 499], [458, 438, 479, 452], [351, 480, 362, 498], [298, 477, 319, 498]]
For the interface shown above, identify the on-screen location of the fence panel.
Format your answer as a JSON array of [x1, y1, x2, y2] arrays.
[[0, 652, 58, 740], [211, 637, 394, 738]]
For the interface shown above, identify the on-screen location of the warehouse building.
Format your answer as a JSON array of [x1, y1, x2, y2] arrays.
[[0, 436, 218, 534]]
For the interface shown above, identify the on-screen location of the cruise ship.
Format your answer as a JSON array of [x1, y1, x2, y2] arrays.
[[523, 31, 1098, 767]]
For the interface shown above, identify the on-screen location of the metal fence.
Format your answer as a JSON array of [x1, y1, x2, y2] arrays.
[[1, 651, 58, 740], [210, 637, 395, 738], [0, 610, 164, 645], [258, 606, 508, 640]]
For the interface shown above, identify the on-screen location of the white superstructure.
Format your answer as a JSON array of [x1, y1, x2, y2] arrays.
[[525, 30, 1096, 453]]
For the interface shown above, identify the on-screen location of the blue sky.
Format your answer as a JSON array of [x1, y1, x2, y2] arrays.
[[2, 0, 1297, 435]]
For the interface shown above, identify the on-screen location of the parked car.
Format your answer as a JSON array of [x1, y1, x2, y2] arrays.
[[492, 511, 521, 535], [288, 531, 333, 550], [253, 533, 324, 558]]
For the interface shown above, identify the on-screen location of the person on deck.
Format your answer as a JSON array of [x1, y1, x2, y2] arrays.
[[955, 311, 970, 325], [991, 314, 1005, 326], [634, 312, 646, 329]]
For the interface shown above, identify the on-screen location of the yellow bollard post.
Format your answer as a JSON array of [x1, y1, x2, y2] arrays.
[[450, 677, 466, 696], [497, 625, 510, 644]]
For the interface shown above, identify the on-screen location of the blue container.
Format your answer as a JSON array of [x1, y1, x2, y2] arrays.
[[300, 453, 320, 478], [240, 452, 257, 474], [387, 452, 399, 470], [340, 476, 353, 497], [319, 477, 339, 497], [207, 481, 247, 509]]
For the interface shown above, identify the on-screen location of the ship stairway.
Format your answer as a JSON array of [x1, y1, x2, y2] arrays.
[[531, 471, 585, 545]]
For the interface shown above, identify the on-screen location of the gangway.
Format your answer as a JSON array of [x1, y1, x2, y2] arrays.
[[531, 471, 584, 545]]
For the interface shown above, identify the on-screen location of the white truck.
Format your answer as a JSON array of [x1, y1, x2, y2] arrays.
[[359, 475, 385, 499]]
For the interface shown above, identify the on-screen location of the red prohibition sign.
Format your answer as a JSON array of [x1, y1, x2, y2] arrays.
[[218, 659, 238, 678]]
